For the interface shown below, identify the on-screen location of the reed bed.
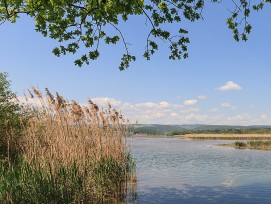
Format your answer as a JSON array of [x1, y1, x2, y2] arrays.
[[222, 140, 271, 151], [183, 134, 271, 140], [0, 87, 136, 203]]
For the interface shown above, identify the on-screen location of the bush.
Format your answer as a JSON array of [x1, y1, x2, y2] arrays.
[[0, 73, 24, 160], [234, 141, 247, 148]]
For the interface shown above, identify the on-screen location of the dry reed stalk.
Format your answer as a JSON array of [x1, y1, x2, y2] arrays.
[[21, 88, 130, 173]]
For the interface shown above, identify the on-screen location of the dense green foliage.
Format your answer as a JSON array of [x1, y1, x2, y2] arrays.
[[0, 73, 25, 160], [1, 0, 270, 69]]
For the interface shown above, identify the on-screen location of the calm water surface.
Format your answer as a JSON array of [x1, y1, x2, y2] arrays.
[[128, 137, 271, 204]]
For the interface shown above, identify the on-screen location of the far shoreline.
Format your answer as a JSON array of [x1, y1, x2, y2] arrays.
[[132, 133, 271, 140]]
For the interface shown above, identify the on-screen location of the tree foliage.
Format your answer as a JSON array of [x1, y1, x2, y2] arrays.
[[1, 0, 270, 70], [0, 73, 24, 160]]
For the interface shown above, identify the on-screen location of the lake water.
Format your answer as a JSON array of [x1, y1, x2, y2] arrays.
[[128, 137, 271, 204]]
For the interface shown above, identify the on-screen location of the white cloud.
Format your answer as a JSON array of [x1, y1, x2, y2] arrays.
[[184, 99, 197, 106], [184, 114, 209, 122], [260, 114, 268, 120], [217, 114, 271, 126], [221, 102, 235, 109], [17, 96, 43, 107], [159, 101, 170, 108], [180, 108, 199, 113], [210, 108, 218, 112], [220, 102, 236, 109], [216, 81, 242, 91], [135, 102, 156, 108], [92, 97, 121, 106], [17, 95, 271, 125], [198, 95, 207, 100], [221, 102, 231, 108], [170, 112, 178, 117]]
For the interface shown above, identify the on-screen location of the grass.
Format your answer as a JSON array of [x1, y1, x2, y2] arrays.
[[222, 140, 271, 150], [0, 158, 134, 203], [0, 160, 88, 203], [0, 87, 137, 203], [183, 134, 271, 140]]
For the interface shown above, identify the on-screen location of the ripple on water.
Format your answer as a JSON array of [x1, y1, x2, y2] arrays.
[[129, 137, 271, 204]]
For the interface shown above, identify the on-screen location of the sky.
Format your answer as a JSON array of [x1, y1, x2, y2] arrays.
[[1, 1, 271, 125]]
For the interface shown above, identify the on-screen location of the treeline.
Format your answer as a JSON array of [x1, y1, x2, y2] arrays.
[[167, 128, 271, 135], [131, 126, 271, 136], [132, 127, 163, 135]]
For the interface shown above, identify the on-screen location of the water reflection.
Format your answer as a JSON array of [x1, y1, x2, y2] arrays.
[[129, 137, 271, 204], [135, 183, 270, 204]]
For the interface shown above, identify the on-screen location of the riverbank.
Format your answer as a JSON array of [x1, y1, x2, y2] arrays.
[[220, 141, 271, 150], [180, 134, 271, 140], [133, 134, 271, 140]]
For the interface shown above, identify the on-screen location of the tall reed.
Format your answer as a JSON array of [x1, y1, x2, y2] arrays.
[[0, 87, 136, 203]]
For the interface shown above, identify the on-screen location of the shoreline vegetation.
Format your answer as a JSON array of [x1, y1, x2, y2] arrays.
[[181, 134, 271, 140], [133, 133, 271, 141], [131, 124, 271, 141], [0, 73, 136, 203], [131, 124, 271, 136], [220, 141, 271, 151]]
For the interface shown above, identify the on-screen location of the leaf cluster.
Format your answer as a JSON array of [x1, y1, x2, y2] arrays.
[[0, 0, 270, 69], [226, 0, 270, 42]]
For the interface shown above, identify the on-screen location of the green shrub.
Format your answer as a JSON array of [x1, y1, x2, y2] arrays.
[[0, 73, 24, 160], [234, 141, 247, 148]]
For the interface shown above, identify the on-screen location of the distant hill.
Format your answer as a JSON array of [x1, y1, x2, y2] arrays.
[[130, 124, 271, 135], [131, 124, 186, 135]]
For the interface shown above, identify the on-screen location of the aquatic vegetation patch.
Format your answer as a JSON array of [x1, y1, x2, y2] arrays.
[[0, 74, 136, 204], [221, 140, 271, 151]]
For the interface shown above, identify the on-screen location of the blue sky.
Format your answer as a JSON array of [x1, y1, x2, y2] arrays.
[[1, 1, 271, 125]]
